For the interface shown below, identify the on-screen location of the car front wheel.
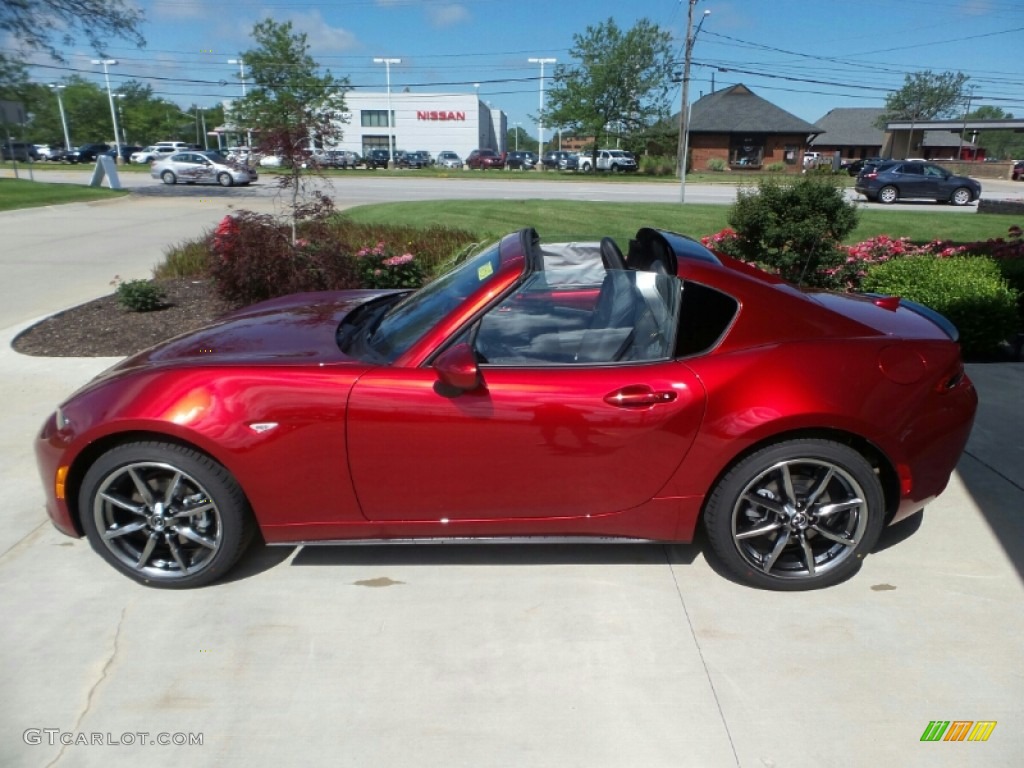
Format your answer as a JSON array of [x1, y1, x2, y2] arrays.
[[217, 172, 233, 187], [703, 439, 885, 590], [161, 171, 176, 185], [80, 441, 253, 588], [878, 185, 899, 204], [950, 187, 972, 206]]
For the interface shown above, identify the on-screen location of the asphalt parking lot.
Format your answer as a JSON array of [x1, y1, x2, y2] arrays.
[[0, 185, 1022, 767]]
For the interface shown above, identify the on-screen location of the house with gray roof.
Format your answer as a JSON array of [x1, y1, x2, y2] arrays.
[[685, 84, 822, 173], [810, 107, 980, 160]]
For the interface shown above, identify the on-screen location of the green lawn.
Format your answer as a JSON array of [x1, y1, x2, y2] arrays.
[[0, 178, 127, 211], [342, 199, 1018, 247]]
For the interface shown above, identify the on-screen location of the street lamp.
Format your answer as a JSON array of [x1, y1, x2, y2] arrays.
[[677, 3, 711, 203], [114, 94, 127, 146], [227, 57, 252, 148], [528, 57, 556, 160], [91, 59, 123, 164], [48, 84, 71, 151], [373, 57, 401, 168], [512, 122, 521, 151]]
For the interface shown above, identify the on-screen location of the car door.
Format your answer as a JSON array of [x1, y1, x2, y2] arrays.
[[895, 162, 931, 199], [346, 270, 707, 522]]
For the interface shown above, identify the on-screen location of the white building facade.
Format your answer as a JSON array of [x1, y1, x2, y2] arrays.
[[328, 91, 507, 160]]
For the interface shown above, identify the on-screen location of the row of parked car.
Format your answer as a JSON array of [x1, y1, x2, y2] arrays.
[[291, 147, 640, 172], [0, 140, 208, 165]]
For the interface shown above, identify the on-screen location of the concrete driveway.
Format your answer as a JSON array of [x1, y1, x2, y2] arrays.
[[1, 192, 1021, 767]]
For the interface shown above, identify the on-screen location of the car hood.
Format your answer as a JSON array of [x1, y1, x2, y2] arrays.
[[104, 289, 399, 376]]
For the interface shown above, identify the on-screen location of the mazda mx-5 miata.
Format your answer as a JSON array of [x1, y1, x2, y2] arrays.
[[36, 228, 977, 590]]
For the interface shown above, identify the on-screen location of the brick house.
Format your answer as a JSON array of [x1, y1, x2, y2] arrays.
[[686, 84, 821, 172]]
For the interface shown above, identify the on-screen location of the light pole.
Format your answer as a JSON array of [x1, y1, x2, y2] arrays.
[[227, 57, 252, 148], [114, 93, 127, 146], [512, 122, 520, 151], [374, 57, 401, 168], [49, 84, 71, 151], [677, 3, 710, 203], [91, 59, 123, 164], [528, 57, 556, 160]]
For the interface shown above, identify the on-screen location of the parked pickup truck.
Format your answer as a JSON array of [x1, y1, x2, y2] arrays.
[[577, 149, 637, 173]]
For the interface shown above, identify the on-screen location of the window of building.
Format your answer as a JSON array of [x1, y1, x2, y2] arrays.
[[362, 135, 393, 154], [783, 145, 798, 165], [729, 135, 764, 168], [361, 110, 394, 127]]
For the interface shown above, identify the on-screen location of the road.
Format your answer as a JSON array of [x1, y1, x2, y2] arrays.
[[11, 165, 1022, 210]]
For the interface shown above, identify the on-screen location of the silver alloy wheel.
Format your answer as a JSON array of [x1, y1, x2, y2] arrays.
[[92, 461, 223, 581], [217, 172, 233, 187], [878, 185, 898, 204], [951, 187, 971, 206], [161, 170, 176, 185], [729, 458, 868, 580]]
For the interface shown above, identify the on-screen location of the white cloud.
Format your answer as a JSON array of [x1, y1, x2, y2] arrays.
[[427, 3, 470, 28]]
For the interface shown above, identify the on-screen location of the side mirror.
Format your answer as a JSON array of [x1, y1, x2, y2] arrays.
[[433, 342, 482, 392]]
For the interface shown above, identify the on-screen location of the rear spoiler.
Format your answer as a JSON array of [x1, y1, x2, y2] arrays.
[[866, 294, 960, 342]]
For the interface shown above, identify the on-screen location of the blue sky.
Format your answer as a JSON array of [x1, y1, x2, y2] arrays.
[[18, 0, 1024, 131]]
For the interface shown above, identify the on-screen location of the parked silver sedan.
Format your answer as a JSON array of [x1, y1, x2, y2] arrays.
[[151, 151, 255, 186]]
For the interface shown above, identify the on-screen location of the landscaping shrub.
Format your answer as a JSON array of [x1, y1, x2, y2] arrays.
[[113, 277, 166, 312], [765, 162, 786, 173], [862, 256, 1020, 359], [706, 157, 727, 173], [727, 176, 858, 286], [154, 239, 212, 279], [207, 210, 479, 306], [639, 155, 675, 176]]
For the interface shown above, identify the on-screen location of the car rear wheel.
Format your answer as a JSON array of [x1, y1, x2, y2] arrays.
[[950, 187, 972, 206], [161, 171, 176, 185], [80, 441, 253, 588], [217, 172, 233, 187], [878, 185, 899, 204], [703, 439, 884, 590]]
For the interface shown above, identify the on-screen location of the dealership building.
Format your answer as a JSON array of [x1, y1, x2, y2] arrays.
[[326, 91, 507, 160]]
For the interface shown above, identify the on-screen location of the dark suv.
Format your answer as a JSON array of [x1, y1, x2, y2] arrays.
[[365, 149, 391, 169], [68, 143, 112, 163], [855, 160, 981, 206], [506, 151, 537, 169], [1013, 161, 1023, 181]]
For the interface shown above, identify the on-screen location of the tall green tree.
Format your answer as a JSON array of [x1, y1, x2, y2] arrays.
[[233, 18, 349, 240], [877, 70, 969, 157], [544, 18, 674, 163]]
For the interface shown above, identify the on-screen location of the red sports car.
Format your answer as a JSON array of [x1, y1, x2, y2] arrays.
[[35, 228, 977, 590]]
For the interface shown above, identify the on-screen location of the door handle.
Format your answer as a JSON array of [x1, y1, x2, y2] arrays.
[[604, 385, 677, 408]]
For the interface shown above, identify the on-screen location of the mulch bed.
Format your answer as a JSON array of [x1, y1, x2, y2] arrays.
[[12, 279, 233, 357]]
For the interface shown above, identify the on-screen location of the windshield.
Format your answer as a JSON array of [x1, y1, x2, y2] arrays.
[[367, 242, 502, 362]]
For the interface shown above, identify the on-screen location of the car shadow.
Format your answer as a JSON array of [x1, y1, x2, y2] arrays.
[[290, 540, 700, 568]]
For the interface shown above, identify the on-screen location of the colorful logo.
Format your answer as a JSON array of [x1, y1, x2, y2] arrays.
[[921, 721, 997, 742]]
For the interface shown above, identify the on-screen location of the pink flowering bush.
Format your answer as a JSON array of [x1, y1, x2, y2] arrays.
[[355, 242, 426, 289]]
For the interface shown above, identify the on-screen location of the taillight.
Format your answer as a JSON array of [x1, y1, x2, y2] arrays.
[[864, 171, 878, 179]]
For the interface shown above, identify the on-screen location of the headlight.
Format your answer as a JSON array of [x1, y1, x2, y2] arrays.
[[54, 406, 72, 431]]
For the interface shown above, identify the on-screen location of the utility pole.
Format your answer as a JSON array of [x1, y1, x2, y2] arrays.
[[677, 2, 710, 203]]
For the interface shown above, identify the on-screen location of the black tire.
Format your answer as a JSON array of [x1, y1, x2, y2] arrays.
[[610, 163, 620, 174], [878, 185, 899, 204], [950, 187, 972, 206], [703, 439, 885, 590], [217, 172, 233, 187], [161, 171, 176, 185], [79, 441, 253, 589]]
